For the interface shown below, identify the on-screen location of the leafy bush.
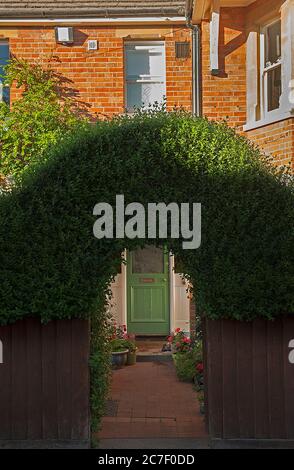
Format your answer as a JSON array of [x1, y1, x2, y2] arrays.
[[173, 352, 196, 382], [193, 340, 203, 365], [122, 339, 137, 353], [0, 57, 89, 181], [110, 338, 129, 352], [173, 340, 203, 382], [110, 338, 136, 353], [0, 110, 293, 327], [89, 301, 111, 433]]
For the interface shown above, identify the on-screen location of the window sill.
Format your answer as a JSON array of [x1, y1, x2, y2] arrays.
[[243, 110, 294, 132]]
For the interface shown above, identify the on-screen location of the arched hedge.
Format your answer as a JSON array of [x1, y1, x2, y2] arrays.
[[0, 111, 293, 325]]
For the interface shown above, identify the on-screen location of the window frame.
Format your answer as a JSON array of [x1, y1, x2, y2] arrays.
[[0, 39, 10, 104], [244, 1, 294, 132], [124, 40, 166, 113], [260, 19, 282, 120]]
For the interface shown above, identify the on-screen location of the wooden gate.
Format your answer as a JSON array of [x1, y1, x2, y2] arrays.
[[204, 317, 294, 447], [0, 318, 90, 448]]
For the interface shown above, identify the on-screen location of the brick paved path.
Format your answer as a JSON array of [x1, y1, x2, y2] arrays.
[[97, 361, 207, 439]]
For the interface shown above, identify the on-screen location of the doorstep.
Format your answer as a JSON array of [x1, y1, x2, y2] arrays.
[[135, 337, 172, 362]]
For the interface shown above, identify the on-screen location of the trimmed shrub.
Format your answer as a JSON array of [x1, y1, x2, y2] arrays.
[[173, 352, 197, 382], [89, 302, 111, 433], [0, 110, 293, 326]]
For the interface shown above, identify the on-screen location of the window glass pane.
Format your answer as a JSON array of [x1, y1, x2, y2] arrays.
[[267, 65, 282, 112], [0, 42, 9, 104], [265, 21, 281, 66], [132, 246, 164, 274], [126, 44, 165, 79], [126, 48, 151, 78], [126, 82, 165, 110], [125, 42, 165, 111]]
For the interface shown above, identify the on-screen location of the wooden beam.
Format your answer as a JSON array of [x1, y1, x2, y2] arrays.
[[210, 0, 220, 74], [192, 0, 211, 23]]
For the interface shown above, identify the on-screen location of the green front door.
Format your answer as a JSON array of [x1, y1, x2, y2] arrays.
[[127, 246, 169, 335]]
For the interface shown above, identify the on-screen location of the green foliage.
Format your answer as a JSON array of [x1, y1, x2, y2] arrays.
[[0, 110, 293, 328], [0, 57, 89, 180], [173, 352, 196, 382], [193, 340, 203, 366], [110, 338, 129, 352], [168, 328, 191, 352], [122, 339, 137, 353], [173, 340, 203, 382], [89, 300, 112, 433], [110, 338, 136, 352]]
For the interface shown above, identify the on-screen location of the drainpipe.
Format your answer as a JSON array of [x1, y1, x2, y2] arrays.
[[185, 0, 202, 117]]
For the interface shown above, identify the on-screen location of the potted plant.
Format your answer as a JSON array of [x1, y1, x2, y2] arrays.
[[124, 339, 138, 366], [167, 328, 191, 354], [110, 339, 129, 368]]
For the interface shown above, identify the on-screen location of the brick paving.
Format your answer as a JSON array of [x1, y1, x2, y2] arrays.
[[97, 361, 207, 439]]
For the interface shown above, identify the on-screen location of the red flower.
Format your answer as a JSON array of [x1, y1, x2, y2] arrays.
[[175, 328, 181, 333], [196, 363, 204, 373], [167, 336, 173, 343], [176, 342, 181, 348]]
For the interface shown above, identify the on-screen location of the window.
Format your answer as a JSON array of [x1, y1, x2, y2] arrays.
[[0, 41, 9, 104], [124, 42, 166, 112], [245, 3, 294, 131], [261, 20, 282, 115]]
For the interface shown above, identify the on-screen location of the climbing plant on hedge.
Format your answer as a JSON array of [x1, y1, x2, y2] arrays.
[[0, 110, 293, 326]]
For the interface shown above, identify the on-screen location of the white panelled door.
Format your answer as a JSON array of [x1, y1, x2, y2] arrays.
[[125, 41, 166, 112]]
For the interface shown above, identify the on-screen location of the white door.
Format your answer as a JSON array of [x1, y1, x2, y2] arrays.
[[109, 254, 191, 336]]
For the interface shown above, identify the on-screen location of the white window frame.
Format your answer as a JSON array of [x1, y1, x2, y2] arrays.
[[124, 41, 166, 112], [260, 19, 282, 121], [0, 40, 9, 104], [244, 0, 294, 132]]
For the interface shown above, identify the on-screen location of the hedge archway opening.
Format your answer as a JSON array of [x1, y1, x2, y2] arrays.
[[0, 111, 293, 327]]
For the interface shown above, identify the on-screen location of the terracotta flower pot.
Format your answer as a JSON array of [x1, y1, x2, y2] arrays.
[[111, 350, 128, 368]]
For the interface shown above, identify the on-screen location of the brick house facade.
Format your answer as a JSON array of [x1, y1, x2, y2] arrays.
[[0, 2, 192, 115], [0, 1, 292, 336], [7, 24, 192, 116], [0, 1, 195, 336], [3, 1, 292, 168], [201, 9, 247, 128], [190, 0, 294, 171]]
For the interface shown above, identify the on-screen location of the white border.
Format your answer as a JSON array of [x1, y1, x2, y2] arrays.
[[0, 16, 186, 25]]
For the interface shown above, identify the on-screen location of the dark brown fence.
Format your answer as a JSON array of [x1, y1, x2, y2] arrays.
[[0, 318, 90, 447], [1, 315, 294, 447], [204, 316, 294, 445]]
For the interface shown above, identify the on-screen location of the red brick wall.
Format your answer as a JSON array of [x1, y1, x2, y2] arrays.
[[201, 8, 247, 130], [246, 119, 294, 171], [201, 6, 294, 170], [1, 25, 192, 117]]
